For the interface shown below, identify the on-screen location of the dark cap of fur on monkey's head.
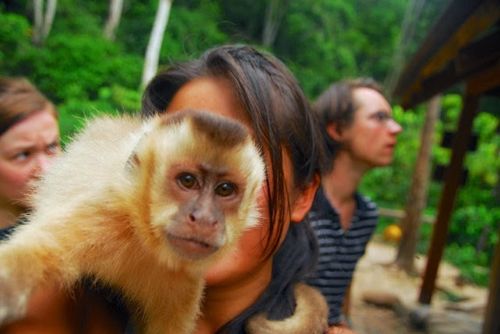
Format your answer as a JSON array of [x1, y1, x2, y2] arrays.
[[159, 109, 251, 149], [131, 108, 261, 176]]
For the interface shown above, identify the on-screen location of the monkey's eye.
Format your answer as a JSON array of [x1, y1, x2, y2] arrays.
[[177, 173, 199, 189], [215, 182, 237, 197]]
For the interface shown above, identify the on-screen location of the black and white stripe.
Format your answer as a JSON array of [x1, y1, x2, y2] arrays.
[[306, 188, 378, 325]]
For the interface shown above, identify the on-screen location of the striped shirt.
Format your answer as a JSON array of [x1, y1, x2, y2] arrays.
[[306, 187, 378, 325]]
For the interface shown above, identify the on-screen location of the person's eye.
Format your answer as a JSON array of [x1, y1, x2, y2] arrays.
[[13, 151, 30, 162], [177, 173, 199, 189], [215, 182, 237, 197], [372, 112, 391, 122], [47, 141, 61, 154]]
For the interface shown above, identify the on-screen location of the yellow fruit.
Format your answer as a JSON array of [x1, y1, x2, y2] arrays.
[[383, 224, 402, 242]]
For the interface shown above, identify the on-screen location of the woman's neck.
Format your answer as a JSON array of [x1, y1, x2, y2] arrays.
[[194, 259, 273, 334]]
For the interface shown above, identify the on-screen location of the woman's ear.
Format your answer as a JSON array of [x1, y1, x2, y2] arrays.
[[326, 122, 343, 141], [290, 174, 320, 223]]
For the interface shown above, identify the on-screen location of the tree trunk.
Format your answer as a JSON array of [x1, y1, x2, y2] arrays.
[[262, 0, 289, 48], [104, 0, 124, 41], [32, 0, 57, 46], [32, 0, 43, 45], [395, 95, 441, 273], [141, 0, 172, 88], [41, 0, 56, 41]]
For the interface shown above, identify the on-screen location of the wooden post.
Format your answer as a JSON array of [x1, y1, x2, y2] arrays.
[[482, 229, 500, 334], [418, 84, 478, 304]]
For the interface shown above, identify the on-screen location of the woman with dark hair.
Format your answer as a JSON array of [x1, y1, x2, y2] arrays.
[[141, 44, 326, 333]]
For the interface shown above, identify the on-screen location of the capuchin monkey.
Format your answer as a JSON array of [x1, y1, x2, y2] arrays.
[[0, 109, 266, 334]]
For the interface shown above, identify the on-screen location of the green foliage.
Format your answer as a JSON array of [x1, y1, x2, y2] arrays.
[[160, 2, 229, 64], [58, 85, 141, 143], [444, 244, 491, 286], [268, 0, 407, 97], [351, 0, 407, 79], [468, 112, 499, 187], [448, 206, 499, 256], [51, 0, 105, 36], [218, 0, 267, 41], [449, 207, 498, 272], [27, 33, 142, 103], [0, 12, 34, 73], [276, 0, 360, 97], [118, 1, 157, 55]]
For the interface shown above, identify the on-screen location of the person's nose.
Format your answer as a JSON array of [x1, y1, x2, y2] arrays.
[[33, 154, 53, 176], [388, 119, 403, 135]]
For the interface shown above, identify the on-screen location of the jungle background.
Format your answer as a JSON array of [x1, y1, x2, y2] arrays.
[[1, 0, 498, 288]]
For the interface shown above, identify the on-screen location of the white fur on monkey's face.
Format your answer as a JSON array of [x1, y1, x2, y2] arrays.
[[131, 110, 265, 268]]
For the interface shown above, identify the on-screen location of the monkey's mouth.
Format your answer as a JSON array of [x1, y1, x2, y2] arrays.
[[166, 233, 220, 259]]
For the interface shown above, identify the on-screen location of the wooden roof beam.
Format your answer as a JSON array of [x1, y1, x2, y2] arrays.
[[401, 29, 500, 108], [467, 58, 500, 96], [393, 0, 486, 98], [394, 0, 500, 107], [421, 1, 500, 77]]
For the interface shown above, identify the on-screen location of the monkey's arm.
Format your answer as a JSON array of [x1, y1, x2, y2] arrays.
[[0, 226, 61, 323], [0, 217, 97, 325]]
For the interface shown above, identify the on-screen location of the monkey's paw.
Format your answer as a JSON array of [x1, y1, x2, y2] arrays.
[[0, 270, 30, 325]]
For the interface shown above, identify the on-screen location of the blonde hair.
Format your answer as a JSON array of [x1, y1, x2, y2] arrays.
[[0, 77, 57, 136]]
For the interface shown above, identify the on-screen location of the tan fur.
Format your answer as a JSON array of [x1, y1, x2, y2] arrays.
[[246, 283, 329, 334], [0, 110, 265, 334]]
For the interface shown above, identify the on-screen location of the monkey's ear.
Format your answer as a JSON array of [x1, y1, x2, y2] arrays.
[[126, 120, 155, 172], [126, 152, 141, 171]]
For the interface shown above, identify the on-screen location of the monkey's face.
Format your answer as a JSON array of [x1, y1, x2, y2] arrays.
[[131, 110, 265, 268], [163, 162, 246, 260]]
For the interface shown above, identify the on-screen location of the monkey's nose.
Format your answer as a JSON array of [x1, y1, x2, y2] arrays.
[[189, 211, 218, 227]]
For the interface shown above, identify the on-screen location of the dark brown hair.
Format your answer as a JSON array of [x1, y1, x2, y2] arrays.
[[0, 77, 56, 136], [142, 45, 323, 256], [313, 77, 384, 171]]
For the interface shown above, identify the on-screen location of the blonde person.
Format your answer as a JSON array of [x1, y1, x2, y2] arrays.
[[0, 77, 60, 233]]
